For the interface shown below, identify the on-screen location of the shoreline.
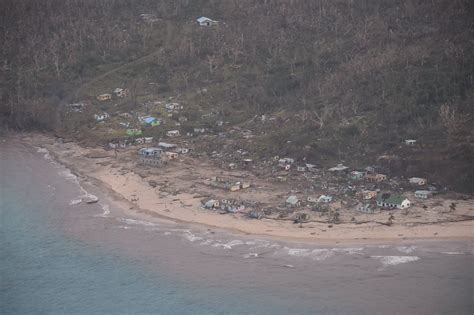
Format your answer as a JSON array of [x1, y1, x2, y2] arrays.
[[16, 132, 474, 244]]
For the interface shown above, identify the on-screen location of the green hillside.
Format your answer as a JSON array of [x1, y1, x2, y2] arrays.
[[1, 0, 473, 192]]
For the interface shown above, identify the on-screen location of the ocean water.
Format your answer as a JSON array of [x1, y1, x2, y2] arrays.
[[1, 137, 472, 314]]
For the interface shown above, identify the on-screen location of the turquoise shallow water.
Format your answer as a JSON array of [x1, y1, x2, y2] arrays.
[[0, 141, 276, 314], [1, 137, 472, 315]]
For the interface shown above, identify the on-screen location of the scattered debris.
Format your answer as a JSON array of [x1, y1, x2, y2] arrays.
[[113, 88, 129, 98], [365, 173, 387, 182], [409, 177, 427, 186], [94, 112, 110, 122], [248, 210, 264, 219], [318, 195, 333, 203], [96, 93, 112, 101], [328, 164, 349, 172], [356, 203, 379, 214], [204, 199, 220, 209]]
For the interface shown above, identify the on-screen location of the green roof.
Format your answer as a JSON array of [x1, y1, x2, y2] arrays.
[[377, 193, 405, 205]]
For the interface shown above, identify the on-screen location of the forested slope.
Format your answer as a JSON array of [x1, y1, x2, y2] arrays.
[[1, 0, 473, 192]]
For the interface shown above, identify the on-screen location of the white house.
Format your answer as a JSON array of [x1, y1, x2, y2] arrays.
[[197, 16, 218, 26], [405, 139, 417, 145], [318, 195, 333, 203], [166, 130, 180, 137], [415, 190, 433, 199], [94, 112, 110, 122], [376, 193, 411, 209]]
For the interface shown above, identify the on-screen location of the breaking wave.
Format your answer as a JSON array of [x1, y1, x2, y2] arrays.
[[371, 255, 420, 267], [69, 199, 82, 205], [95, 204, 110, 217], [277, 247, 335, 261], [117, 218, 159, 227]]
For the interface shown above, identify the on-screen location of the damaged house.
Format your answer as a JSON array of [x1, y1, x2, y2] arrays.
[[228, 181, 251, 192], [286, 195, 301, 208], [138, 147, 163, 167], [356, 203, 379, 214], [204, 199, 220, 209], [94, 112, 110, 122], [409, 177, 427, 186], [113, 88, 129, 98], [350, 171, 365, 180], [165, 152, 178, 160], [360, 190, 378, 200], [365, 173, 387, 182], [96, 93, 112, 101], [415, 190, 433, 199], [318, 195, 333, 203]]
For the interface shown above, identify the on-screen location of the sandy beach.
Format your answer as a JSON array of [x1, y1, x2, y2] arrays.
[[21, 133, 474, 243]]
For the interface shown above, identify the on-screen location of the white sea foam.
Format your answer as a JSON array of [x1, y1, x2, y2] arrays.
[[371, 255, 420, 267], [396, 246, 418, 254], [286, 248, 311, 257], [69, 199, 82, 205], [281, 247, 335, 261], [245, 239, 272, 249], [440, 251, 464, 255], [184, 232, 203, 242], [57, 169, 79, 184], [243, 253, 259, 259], [117, 218, 158, 227], [212, 240, 245, 249], [36, 147, 51, 160], [95, 204, 110, 217], [163, 232, 172, 236], [331, 247, 364, 255], [199, 239, 215, 246]]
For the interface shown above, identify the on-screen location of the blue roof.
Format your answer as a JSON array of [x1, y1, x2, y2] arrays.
[[143, 116, 156, 124]]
